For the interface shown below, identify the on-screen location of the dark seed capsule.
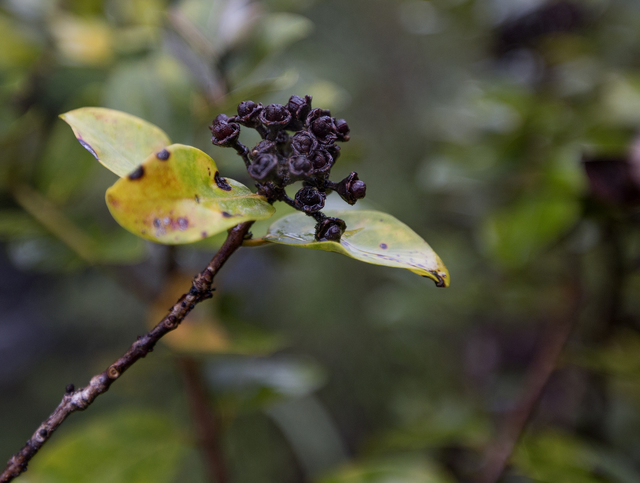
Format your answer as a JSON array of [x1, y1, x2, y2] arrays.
[[286, 95, 313, 127], [310, 149, 333, 172], [291, 131, 317, 155], [294, 186, 326, 213], [248, 153, 279, 181], [236, 100, 263, 126], [288, 155, 313, 179], [335, 118, 350, 141], [260, 104, 291, 128], [310, 116, 337, 144], [315, 217, 346, 242], [210, 119, 240, 147], [335, 172, 366, 205]]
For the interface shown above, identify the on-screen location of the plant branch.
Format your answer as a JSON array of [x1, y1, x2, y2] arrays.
[[179, 357, 228, 483], [0, 221, 254, 483], [475, 279, 582, 483]]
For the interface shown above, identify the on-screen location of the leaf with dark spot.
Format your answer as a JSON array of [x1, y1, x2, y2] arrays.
[[262, 210, 449, 287], [106, 144, 275, 244], [214, 172, 232, 191], [60, 107, 171, 177]]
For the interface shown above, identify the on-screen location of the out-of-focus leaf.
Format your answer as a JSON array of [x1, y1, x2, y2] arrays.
[[0, 14, 41, 69], [35, 122, 96, 203], [480, 191, 580, 268], [6, 236, 83, 273], [12, 184, 99, 264], [372, 402, 490, 451], [259, 13, 313, 53], [102, 55, 194, 142], [91, 229, 147, 265], [317, 457, 455, 483], [105, 144, 275, 244], [60, 107, 171, 178], [0, 210, 46, 239], [571, 330, 640, 378], [150, 273, 284, 354], [50, 14, 114, 66], [25, 410, 188, 483], [12, 184, 146, 266], [262, 210, 449, 287], [514, 431, 640, 483], [206, 356, 325, 399]]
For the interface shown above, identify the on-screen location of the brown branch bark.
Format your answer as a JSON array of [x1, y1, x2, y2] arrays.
[[0, 221, 253, 483], [179, 357, 228, 483], [475, 280, 582, 483]]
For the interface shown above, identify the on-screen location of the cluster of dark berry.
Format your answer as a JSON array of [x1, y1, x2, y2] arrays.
[[209, 95, 366, 241]]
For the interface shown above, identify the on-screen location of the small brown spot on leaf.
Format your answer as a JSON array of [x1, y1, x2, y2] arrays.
[[106, 194, 119, 207], [195, 194, 200, 203], [214, 171, 232, 191], [177, 217, 188, 230], [379, 243, 388, 249], [222, 211, 233, 218], [128, 166, 145, 180], [201, 231, 208, 238], [153, 218, 162, 228]]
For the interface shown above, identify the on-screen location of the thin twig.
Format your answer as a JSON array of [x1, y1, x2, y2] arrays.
[[0, 221, 254, 483], [179, 357, 228, 483], [476, 280, 582, 483]]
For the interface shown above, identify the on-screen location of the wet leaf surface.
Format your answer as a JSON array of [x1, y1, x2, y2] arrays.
[[263, 210, 449, 287], [105, 144, 275, 244], [60, 107, 171, 177]]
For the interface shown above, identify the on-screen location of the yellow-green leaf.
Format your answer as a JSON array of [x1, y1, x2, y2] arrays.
[[60, 107, 171, 177], [105, 144, 275, 244], [263, 210, 449, 287]]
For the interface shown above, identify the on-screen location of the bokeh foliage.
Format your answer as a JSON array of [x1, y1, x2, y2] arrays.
[[2, 0, 640, 482]]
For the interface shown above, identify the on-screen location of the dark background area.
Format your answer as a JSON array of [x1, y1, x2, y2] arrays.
[[2, 0, 640, 482]]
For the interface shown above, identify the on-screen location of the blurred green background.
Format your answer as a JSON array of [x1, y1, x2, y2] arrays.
[[2, 0, 640, 482]]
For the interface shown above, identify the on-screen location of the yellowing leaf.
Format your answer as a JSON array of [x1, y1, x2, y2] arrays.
[[263, 210, 449, 287], [105, 144, 275, 244], [60, 107, 171, 178]]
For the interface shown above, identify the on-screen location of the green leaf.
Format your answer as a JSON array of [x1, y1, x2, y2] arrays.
[[513, 431, 640, 483], [317, 456, 455, 483], [26, 410, 188, 483], [480, 191, 580, 269], [263, 210, 449, 287], [105, 144, 275, 244], [60, 107, 171, 177]]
